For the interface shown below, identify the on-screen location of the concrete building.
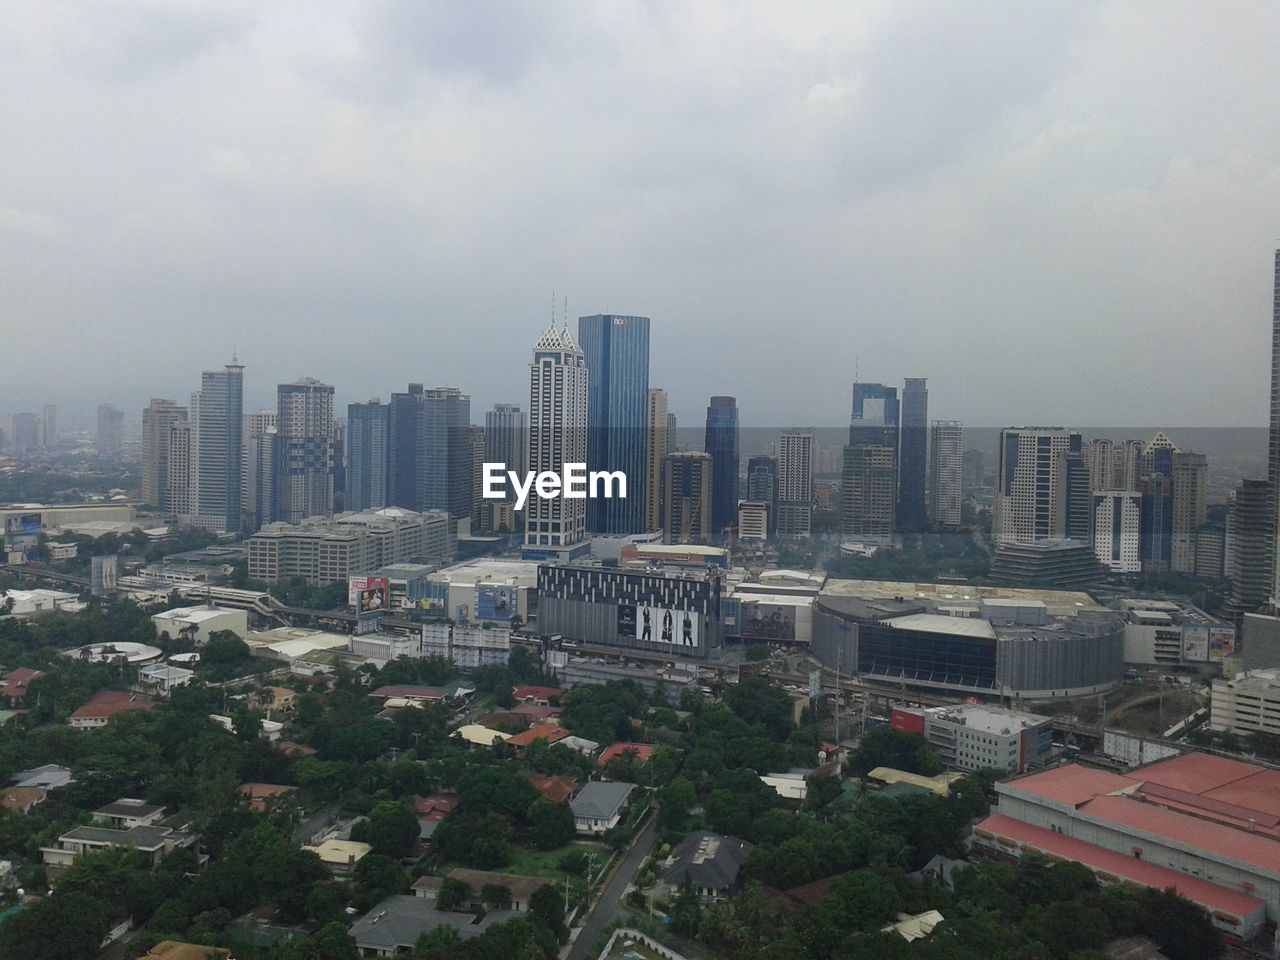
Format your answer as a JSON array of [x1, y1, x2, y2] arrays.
[[1211, 669, 1280, 737], [1091, 490, 1142, 573], [1226, 479, 1271, 616], [704, 396, 739, 537], [891, 703, 1052, 773], [975, 754, 1280, 945], [841, 442, 897, 543], [152, 605, 249, 645], [777, 430, 813, 537], [570, 781, 635, 834], [645, 389, 668, 532], [525, 322, 588, 553], [898, 378, 928, 533], [346, 400, 390, 513], [1115, 597, 1235, 667], [350, 895, 515, 957], [928, 420, 963, 529], [243, 407, 281, 529], [141, 399, 188, 509], [275, 378, 335, 524], [660, 831, 753, 903], [1172, 451, 1208, 574], [662, 451, 712, 544], [248, 508, 453, 584], [737, 500, 768, 542], [746, 454, 778, 535], [988, 538, 1104, 588], [993, 427, 1083, 546], [96, 403, 124, 457], [421, 621, 511, 668], [190, 360, 245, 533]]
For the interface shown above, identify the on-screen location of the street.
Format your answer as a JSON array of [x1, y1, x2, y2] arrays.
[[565, 813, 658, 960]]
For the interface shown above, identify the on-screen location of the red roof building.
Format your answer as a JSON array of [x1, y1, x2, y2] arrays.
[[411, 793, 460, 822], [369, 685, 448, 701], [69, 691, 154, 729], [526, 773, 579, 804], [513, 685, 562, 705], [0, 668, 45, 705], [598, 742, 655, 767], [274, 740, 318, 758], [507, 723, 569, 750], [239, 783, 297, 812]]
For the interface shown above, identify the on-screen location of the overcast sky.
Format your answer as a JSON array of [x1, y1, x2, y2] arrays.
[[3, 1, 1278, 430]]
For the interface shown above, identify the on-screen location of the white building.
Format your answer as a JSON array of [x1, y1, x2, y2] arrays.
[[349, 632, 420, 663], [1091, 491, 1142, 573], [151, 605, 249, 645], [524, 322, 588, 552], [928, 420, 963, 529], [892, 703, 1052, 773], [421, 621, 511, 668], [993, 427, 1080, 545], [737, 500, 768, 542], [777, 431, 813, 537], [1211, 669, 1280, 737], [137, 664, 195, 696], [570, 781, 635, 834], [0, 589, 84, 616]]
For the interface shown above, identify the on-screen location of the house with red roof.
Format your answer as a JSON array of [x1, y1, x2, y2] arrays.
[[0, 668, 44, 706], [69, 691, 154, 729], [513, 685, 562, 706], [526, 773, 579, 805], [239, 783, 297, 812], [506, 723, 570, 752], [599, 742, 655, 767]]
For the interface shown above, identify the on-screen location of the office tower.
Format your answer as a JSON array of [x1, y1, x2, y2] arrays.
[[929, 420, 963, 529], [9, 414, 38, 455], [666, 413, 678, 453], [470, 425, 485, 530], [662, 451, 712, 544], [738, 501, 769, 541], [242, 411, 277, 531], [275, 379, 334, 524], [993, 427, 1083, 546], [41, 404, 56, 449], [1057, 443, 1092, 541], [1195, 525, 1226, 580], [96, 404, 124, 457], [332, 421, 345, 513], [484, 404, 528, 477], [1092, 490, 1142, 573], [1171, 451, 1208, 574], [526, 322, 587, 550], [846, 383, 899, 538], [746, 454, 779, 534], [1120, 439, 1145, 491], [389, 384, 424, 510], [167, 421, 192, 517], [1088, 438, 1119, 490], [645, 389, 669, 531], [579, 314, 650, 534], [898, 378, 928, 532], [961, 449, 985, 490], [421, 387, 472, 519], [1227, 479, 1271, 615], [777, 430, 814, 537], [841, 443, 897, 542], [1139, 473, 1173, 573], [141, 399, 188, 508], [347, 400, 390, 512], [191, 359, 244, 533], [704, 396, 739, 536], [1271, 249, 1280, 610]]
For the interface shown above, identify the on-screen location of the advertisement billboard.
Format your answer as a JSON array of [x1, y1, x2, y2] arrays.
[[91, 554, 119, 597], [350, 576, 389, 613], [741, 602, 796, 642], [617, 603, 699, 648], [476, 584, 516, 620], [1181, 624, 1209, 663], [4, 513, 41, 542], [1208, 626, 1236, 661], [403, 596, 445, 613]]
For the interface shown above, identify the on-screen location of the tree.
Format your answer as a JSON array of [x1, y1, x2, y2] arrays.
[[528, 798, 574, 850], [437, 877, 472, 911], [528, 882, 566, 943], [671, 872, 702, 937], [356, 801, 421, 859], [0, 892, 112, 960], [482, 883, 512, 909]]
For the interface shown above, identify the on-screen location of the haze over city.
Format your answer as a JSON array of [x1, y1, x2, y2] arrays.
[[4, 1, 1279, 425]]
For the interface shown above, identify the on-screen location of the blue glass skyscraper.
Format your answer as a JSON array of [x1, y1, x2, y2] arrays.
[[705, 396, 739, 535], [579, 314, 650, 533]]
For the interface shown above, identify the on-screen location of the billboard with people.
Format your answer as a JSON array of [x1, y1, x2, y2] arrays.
[[741, 602, 796, 642], [618, 603, 699, 648], [476, 584, 516, 620], [349, 576, 389, 612]]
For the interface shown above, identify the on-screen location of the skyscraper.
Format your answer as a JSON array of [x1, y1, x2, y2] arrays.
[[421, 387, 472, 520], [9, 414, 38, 455], [526, 322, 587, 551], [1057, 443, 1092, 541], [898, 378, 928, 533], [167, 421, 192, 518], [242, 410, 277, 531], [993, 427, 1082, 546], [777, 430, 814, 537], [485, 404, 528, 478], [662, 451, 712, 544], [1092, 491, 1142, 573], [1139, 473, 1173, 573], [1171, 451, 1208, 575], [1270, 249, 1280, 610], [141, 399, 188, 509], [746, 454, 778, 534], [347, 400, 390, 512], [846, 383, 899, 539], [579, 314, 650, 534], [470, 424, 486, 531], [645, 389, 669, 532], [389, 383, 424, 511], [666, 413, 678, 453], [1228, 479, 1271, 616], [929, 420, 963, 529], [41, 404, 56, 449], [191, 360, 244, 533], [704, 396, 739, 536], [96, 404, 124, 457], [275, 379, 335, 524]]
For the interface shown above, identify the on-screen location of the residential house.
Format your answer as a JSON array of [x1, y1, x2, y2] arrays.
[[141, 942, 232, 960], [69, 691, 155, 729], [513, 685, 562, 706], [1, 785, 47, 814], [41, 817, 196, 873], [526, 773, 578, 804], [445, 868, 550, 913], [239, 783, 297, 813], [453, 724, 509, 749], [96, 798, 166, 829], [570, 781, 636, 835], [599, 742, 654, 768], [410, 793, 459, 841], [138, 664, 195, 696], [506, 722, 569, 753], [349, 895, 516, 957], [0, 667, 44, 706], [661, 831, 753, 903], [303, 839, 372, 875], [9, 764, 73, 789]]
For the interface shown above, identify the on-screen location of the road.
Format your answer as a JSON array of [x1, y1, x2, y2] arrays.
[[565, 813, 658, 960]]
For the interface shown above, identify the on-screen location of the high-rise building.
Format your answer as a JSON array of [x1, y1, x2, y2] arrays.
[[526, 322, 587, 551], [737, 500, 769, 542], [469, 425, 486, 530], [961, 448, 985, 491], [484, 404, 527, 477], [846, 383, 899, 539], [1088, 438, 1121, 491], [141, 399, 188, 509], [96, 404, 124, 457], [275, 379, 335, 524], [1092, 490, 1142, 573], [929, 420, 963, 529], [1195, 525, 1226, 580], [347, 400, 390, 513], [420, 387, 472, 520], [167, 421, 192, 518], [1057, 444, 1092, 542], [994, 427, 1083, 546], [1227, 479, 1272, 616], [41, 404, 56, 449], [777, 430, 814, 537], [1172, 451, 1208, 574], [1270, 250, 1280, 610], [645, 389, 669, 532], [1139, 473, 1173, 573], [666, 413, 678, 454], [191, 360, 244, 534], [898, 378, 928, 533], [662, 451, 711, 544], [242, 411, 277, 532], [9, 414, 39, 455], [746, 454, 778, 534], [579, 314, 650, 534], [704, 396, 739, 536], [388, 384, 424, 511]]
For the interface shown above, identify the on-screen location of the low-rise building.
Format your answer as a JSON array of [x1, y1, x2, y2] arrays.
[[41, 819, 195, 872], [891, 703, 1052, 773], [349, 632, 420, 663], [69, 691, 155, 729], [1115, 598, 1235, 668], [1, 785, 47, 814], [0, 667, 44, 705], [453, 724, 510, 749], [240, 783, 297, 812], [349, 895, 515, 957], [138, 664, 196, 696], [421, 621, 510, 668], [96, 798, 166, 829], [141, 942, 231, 960], [661, 831, 753, 903], [444, 868, 550, 912], [0, 588, 84, 616], [9, 764, 73, 790], [1211, 668, 1280, 737], [151, 605, 249, 645], [570, 781, 636, 834], [304, 839, 372, 875]]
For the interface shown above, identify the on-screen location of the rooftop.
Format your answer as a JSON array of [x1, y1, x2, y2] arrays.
[[571, 781, 636, 820], [883, 613, 997, 639], [921, 703, 1048, 734], [348, 895, 513, 950], [154, 605, 241, 623], [821, 578, 1100, 609]]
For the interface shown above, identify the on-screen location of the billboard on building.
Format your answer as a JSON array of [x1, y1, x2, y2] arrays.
[[349, 576, 389, 612], [740, 602, 796, 642], [90, 554, 119, 596], [3, 514, 41, 539], [618, 604, 699, 648], [1181, 624, 1209, 663], [403, 596, 445, 613], [1208, 626, 1236, 660], [476, 584, 516, 620]]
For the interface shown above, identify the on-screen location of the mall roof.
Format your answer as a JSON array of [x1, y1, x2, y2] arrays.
[[883, 613, 997, 639], [820, 578, 1100, 609]]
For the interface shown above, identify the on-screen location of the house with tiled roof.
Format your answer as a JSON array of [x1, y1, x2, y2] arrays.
[[526, 773, 578, 805], [69, 691, 154, 729]]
